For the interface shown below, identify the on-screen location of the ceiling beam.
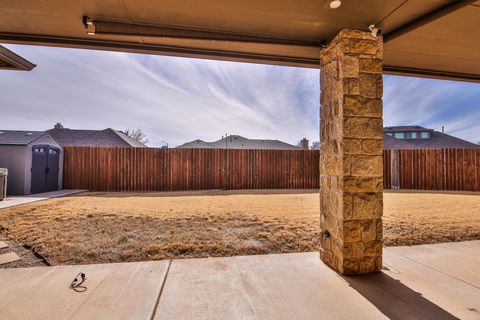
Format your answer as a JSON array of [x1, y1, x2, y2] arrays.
[[384, 0, 477, 43], [0, 32, 321, 68], [383, 65, 480, 83], [85, 18, 323, 48], [0, 45, 36, 71]]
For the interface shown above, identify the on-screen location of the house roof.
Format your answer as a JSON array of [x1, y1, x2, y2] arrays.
[[384, 127, 479, 149], [384, 126, 434, 133], [47, 128, 146, 147], [177, 139, 218, 149], [0, 130, 47, 145], [177, 135, 300, 150], [113, 130, 148, 148]]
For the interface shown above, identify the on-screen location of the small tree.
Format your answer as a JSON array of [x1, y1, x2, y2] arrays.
[[124, 128, 149, 144], [310, 141, 320, 150]]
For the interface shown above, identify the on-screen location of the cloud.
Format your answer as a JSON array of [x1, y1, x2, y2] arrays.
[[1, 44, 479, 147], [0, 45, 319, 147], [383, 75, 480, 143]]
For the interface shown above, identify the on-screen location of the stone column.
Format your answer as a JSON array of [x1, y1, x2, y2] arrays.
[[319, 29, 383, 275]]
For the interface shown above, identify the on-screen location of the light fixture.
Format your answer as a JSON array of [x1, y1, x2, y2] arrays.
[[80, 16, 323, 48], [369, 24, 382, 37], [83, 16, 95, 35], [329, 0, 342, 9]]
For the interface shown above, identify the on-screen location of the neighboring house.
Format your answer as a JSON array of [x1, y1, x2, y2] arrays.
[[177, 135, 301, 150], [0, 130, 63, 195], [384, 126, 479, 149], [47, 123, 146, 147]]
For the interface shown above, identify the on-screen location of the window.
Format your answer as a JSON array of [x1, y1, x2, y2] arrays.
[[420, 132, 430, 139], [411, 132, 417, 139], [394, 132, 405, 139], [386, 133, 393, 136]]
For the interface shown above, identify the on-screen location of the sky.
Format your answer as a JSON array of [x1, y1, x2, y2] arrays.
[[1, 44, 479, 147]]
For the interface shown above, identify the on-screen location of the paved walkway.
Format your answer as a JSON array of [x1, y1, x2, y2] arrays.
[[0, 189, 86, 210], [0, 241, 479, 320]]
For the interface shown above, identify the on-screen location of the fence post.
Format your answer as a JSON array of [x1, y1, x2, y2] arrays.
[[391, 149, 400, 189]]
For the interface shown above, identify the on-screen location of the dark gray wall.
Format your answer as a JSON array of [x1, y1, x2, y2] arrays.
[[0, 145, 27, 195]]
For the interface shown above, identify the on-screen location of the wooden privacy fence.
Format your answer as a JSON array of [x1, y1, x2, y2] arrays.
[[383, 148, 480, 191], [63, 147, 320, 191], [64, 147, 480, 192]]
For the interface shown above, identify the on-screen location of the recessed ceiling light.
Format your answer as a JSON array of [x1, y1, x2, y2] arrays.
[[329, 0, 342, 9]]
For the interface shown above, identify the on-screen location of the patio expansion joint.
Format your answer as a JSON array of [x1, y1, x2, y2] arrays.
[[385, 247, 480, 290], [149, 259, 172, 320]]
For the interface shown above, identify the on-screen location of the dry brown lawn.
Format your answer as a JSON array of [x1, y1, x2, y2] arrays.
[[1, 190, 479, 267]]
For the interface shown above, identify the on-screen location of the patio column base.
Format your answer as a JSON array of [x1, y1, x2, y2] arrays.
[[319, 29, 384, 275]]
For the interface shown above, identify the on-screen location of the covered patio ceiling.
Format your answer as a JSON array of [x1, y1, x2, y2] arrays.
[[0, 0, 479, 82]]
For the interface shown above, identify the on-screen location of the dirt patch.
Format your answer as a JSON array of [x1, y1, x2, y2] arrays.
[[0, 191, 479, 267], [0, 228, 47, 268]]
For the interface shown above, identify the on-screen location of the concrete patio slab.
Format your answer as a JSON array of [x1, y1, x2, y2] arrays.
[[0, 261, 170, 320], [0, 252, 20, 265], [155, 252, 387, 320], [0, 241, 478, 320], [0, 189, 86, 210], [156, 246, 480, 320], [387, 241, 480, 288]]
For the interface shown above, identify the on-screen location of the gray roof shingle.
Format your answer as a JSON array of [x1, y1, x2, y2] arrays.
[[47, 128, 146, 147], [384, 126, 479, 149], [177, 135, 300, 150], [0, 130, 46, 145]]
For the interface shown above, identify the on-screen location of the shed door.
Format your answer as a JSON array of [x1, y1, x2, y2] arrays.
[[31, 145, 61, 194], [31, 145, 48, 193], [46, 147, 60, 191]]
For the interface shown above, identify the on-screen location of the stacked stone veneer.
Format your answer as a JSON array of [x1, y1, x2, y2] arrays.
[[319, 29, 383, 275]]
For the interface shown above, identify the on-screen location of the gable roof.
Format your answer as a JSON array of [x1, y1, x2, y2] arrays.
[[47, 128, 146, 147], [384, 126, 434, 133], [177, 135, 300, 150], [384, 127, 479, 149], [113, 130, 148, 148], [177, 139, 218, 149], [0, 130, 47, 145]]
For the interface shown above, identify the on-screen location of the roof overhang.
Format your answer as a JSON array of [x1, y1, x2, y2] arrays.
[[0, 45, 36, 71], [0, 0, 479, 81]]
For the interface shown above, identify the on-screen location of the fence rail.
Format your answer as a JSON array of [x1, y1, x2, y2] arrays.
[[63, 147, 320, 191], [63, 147, 480, 192]]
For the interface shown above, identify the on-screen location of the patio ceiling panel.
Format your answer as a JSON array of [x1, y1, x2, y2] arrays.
[[0, 0, 479, 81]]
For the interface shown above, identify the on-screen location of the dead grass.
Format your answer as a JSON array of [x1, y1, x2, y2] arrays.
[[0, 190, 479, 267]]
